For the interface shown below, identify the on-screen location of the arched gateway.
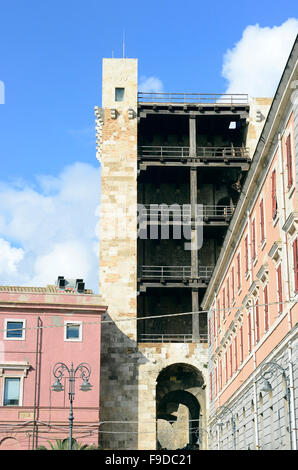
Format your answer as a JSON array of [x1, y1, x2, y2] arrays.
[[156, 363, 205, 450]]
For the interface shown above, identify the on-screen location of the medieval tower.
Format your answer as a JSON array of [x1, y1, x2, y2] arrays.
[[95, 58, 271, 450]]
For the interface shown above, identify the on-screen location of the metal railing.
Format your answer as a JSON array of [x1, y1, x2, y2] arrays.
[[138, 265, 214, 280], [139, 333, 208, 343], [140, 204, 234, 220], [139, 145, 249, 161], [138, 92, 249, 105]]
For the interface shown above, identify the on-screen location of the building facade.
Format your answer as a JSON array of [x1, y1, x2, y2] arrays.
[[0, 278, 107, 450], [202, 38, 298, 450], [95, 59, 271, 449]]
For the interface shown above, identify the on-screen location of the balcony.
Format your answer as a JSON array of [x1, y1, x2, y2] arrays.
[[138, 265, 214, 288], [138, 333, 208, 344], [138, 92, 249, 105], [139, 204, 234, 223], [138, 145, 250, 165]]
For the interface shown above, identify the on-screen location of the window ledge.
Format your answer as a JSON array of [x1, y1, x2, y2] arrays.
[[261, 239, 266, 251], [253, 257, 258, 267], [273, 214, 279, 228], [288, 185, 295, 199]]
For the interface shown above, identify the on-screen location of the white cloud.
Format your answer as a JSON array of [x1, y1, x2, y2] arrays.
[[139, 75, 164, 93], [0, 238, 24, 276], [0, 162, 100, 292], [222, 19, 298, 97]]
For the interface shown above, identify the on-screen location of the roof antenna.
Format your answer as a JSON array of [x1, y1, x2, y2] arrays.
[[123, 29, 125, 58]]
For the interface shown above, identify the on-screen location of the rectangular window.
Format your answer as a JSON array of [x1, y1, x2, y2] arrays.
[[271, 169, 277, 219], [3, 377, 20, 406], [210, 372, 213, 401], [229, 343, 233, 377], [286, 134, 293, 188], [293, 238, 298, 292], [260, 199, 265, 243], [222, 288, 226, 319], [255, 300, 260, 343], [252, 219, 256, 259], [264, 285, 269, 331], [240, 326, 244, 363], [237, 253, 241, 290], [215, 366, 218, 397], [248, 313, 252, 353], [225, 350, 228, 382], [213, 309, 216, 337], [5, 320, 25, 340], [231, 267, 235, 301], [217, 299, 220, 330], [219, 360, 222, 390], [234, 336, 238, 371], [64, 322, 82, 341], [277, 265, 283, 314], [245, 236, 249, 274], [115, 87, 125, 102], [227, 278, 230, 311]]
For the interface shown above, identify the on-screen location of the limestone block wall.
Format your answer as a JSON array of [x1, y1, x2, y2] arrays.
[[247, 97, 272, 158], [137, 343, 209, 450]]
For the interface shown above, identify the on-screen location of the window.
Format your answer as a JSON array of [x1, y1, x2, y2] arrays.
[[255, 300, 260, 343], [4, 320, 25, 340], [222, 288, 226, 319], [225, 350, 228, 382], [245, 236, 249, 274], [213, 309, 216, 337], [229, 343, 233, 377], [277, 265, 283, 314], [286, 134, 293, 189], [3, 378, 20, 406], [210, 372, 213, 401], [219, 360, 223, 390], [240, 325, 244, 363], [209, 318, 211, 345], [271, 169, 277, 219], [237, 253, 241, 290], [115, 87, 125, 102], [248, 312, 252, 353], [264, 285, 269, 331], [293, 238, 298, 292], [217, 299, 221, 330], [64, 321, 82, 342], [234, 336, 238, 371], [227, 278, 230, 311], [252, 219, 256, 260], [260, 199, 265, 243], [215, 366, 218, 396], [231, 267, 235, 302]]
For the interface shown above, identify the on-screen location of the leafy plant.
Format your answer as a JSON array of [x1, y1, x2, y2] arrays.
[[37, 438, 100, 450]]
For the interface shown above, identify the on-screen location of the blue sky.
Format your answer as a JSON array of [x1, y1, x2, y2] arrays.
[[0, 1, 297, 292]]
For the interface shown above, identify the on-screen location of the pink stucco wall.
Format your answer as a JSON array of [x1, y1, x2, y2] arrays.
[[0, 288, 107, 450]]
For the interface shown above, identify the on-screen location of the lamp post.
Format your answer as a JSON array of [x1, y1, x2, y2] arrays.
[[51, 362, 92, 450], [259, 361, 292, 450], [215, 405, 236, 450]]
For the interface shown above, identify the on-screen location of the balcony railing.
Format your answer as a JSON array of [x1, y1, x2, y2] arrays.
[[138, 92, 249, 105], [139, 145, 250, 161], [140, 204, 234, 220], [138, 333, 208, 343], [138, 265, 214, 280]]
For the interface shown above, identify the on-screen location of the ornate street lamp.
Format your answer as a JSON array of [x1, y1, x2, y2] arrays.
[[51, 362, 92, 450], [215, 404, 236, 450], [259, 361, 292, 450]]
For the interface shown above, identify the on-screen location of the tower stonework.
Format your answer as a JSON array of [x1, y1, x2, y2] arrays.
[[96, 58, 271, 450]]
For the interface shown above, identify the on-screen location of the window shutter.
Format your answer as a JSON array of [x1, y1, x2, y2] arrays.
[[286, 135, 293, 188], [260, 200, 264, 242], [272, 170, 277, 218]]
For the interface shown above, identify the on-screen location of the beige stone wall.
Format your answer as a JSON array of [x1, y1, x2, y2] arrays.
[[137, 343, 208, 450], [246, 97, 272, 158]]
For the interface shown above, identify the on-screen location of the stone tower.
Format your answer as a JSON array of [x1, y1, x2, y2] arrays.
[[95, 58, 271, 450]]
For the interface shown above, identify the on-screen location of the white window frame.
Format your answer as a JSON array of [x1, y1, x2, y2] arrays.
[[1, 376, 22, 407], [4, 319, 26, 341], [64, 321, 82, 342]]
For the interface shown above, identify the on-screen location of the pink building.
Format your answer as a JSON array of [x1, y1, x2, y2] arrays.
[[0, 278, 107, 450], [203, 38, 298, 450]]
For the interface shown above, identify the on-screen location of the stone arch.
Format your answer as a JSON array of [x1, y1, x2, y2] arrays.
[[156, 363, 205, 450], [0, 437, 20, 450]]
